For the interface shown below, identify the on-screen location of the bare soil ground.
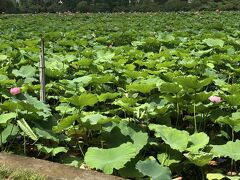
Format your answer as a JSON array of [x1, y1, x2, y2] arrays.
[[0, 153, 124, 180]]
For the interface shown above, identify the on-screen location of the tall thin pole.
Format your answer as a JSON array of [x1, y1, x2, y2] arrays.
[[39, 38, 46, 103]]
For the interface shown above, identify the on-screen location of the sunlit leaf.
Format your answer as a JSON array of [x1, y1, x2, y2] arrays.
[[85, 142, 137, 174], [211, 140, 240, 161], [149, 124, 189, 152], [17, 118, 38, 141], [203, 38, 224, 48], [0, 112, 17, 124], [68, 93, 98, 107], [184, 152, 213, 167], [187, 132, 209, 153], [136, 158, 171, 180]]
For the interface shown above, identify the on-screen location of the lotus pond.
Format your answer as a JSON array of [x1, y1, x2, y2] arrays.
[[0, 12, 240, 180]]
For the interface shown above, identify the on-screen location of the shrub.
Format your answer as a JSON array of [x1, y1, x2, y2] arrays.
[[163, 0, 189, 11], [76, 1, 88, 13]]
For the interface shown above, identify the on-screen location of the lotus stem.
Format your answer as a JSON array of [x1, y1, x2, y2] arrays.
[[201, 167, 205, 180], [194, 90, 197, 133]]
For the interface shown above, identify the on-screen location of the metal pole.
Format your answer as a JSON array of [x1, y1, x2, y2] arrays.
[[39, 38, 46, 102]]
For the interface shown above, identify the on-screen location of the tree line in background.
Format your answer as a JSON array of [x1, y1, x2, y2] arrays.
[[0, 0, 240, 13]]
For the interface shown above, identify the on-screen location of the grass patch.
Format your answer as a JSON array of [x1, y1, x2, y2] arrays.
[[0, 165, 47, 180]]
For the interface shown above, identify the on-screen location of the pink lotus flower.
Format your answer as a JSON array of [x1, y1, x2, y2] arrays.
[[208, 95, 222, 103], [10, 87, 21, 95]]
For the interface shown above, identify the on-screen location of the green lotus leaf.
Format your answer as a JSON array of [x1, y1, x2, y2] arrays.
[[187, 132, 209, 153], [127, 83, 156, 93], [124, 70, 149, 79], [207, 173, 239, 180], [103, 121, 148, 154], [22, 94, 51, 118], [85, 142, 137, 174], [0, 101, 19, 112], [45, 60, 67, 78], [131, 41, 144, 47], [184, 152, 213, 167], [0, 55, 7, 61], [157, 145, 182, 166], [176, 76, 212, 90], [118, 121, 148, 152], [195, 92, 212, 103], [96, 50, 115, 63], [34, 127, 59, 142], [71, 75, 92, 86], [113, 97, 137, 112], [223, 94, 240, 106], [160, 82, 181, 94], [179, 59, 197, 68], [216, 112, 240, 132], [203, 38, 224, 48], [0, 112, 17, 124], [17, 118, 38, 141], [92, 74, 115, 84], [98, 92, 120, 102], [58, 155, 82, 168], [157, 32, 175, 42], [0, 74, 14, 85], [207, 173, 240, 180], [12, 65, 36, 78], [224, 84, 240, 95], [81, 113, 109, 125], [226, 176, 240, 180], [0, 124, 19, 145], [119, 156, 144, 178], [135, 158, 172, 180], [206, 173, 226, 180], [210, 140, 240, 161], [37, 144, 68, 156], [149, 124, 189, 152], [53, 114, 79, 133], [55, 103, 76, 115], [175, 75, 198, 90], [68, 93, 98, 107]]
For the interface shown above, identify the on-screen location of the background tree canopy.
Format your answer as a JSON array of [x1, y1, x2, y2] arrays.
[[0, 0, 239, 13]]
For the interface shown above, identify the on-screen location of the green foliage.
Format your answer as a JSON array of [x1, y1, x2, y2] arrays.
[[149, 124, 189, 152], [184, 152, 213, 167], [0, 124, 19, 145], [66, 93, 98, 108], [0, 113, 17, 124], [17, 118, 38, 141], [85, 142, 136, 174], [135, 158, 172, 180], [1, 12, 240, 179], [211, 140, 240, 161], [203, 38, 225, 48], [163, 0, 189, 11], [187, 132, 209, 153], [12, 65, 36, 79], [1, 0, 240, 13], [37, 144, 68, 156]]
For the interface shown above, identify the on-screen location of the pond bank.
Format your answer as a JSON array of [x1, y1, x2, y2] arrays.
[[0, 153, 124, 180]]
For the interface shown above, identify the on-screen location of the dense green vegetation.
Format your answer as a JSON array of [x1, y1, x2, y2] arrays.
[[0, 0, 240, 13], [1, 12, 240, 179]]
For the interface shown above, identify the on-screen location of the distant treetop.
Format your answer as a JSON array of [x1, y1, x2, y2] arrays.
[[0, 0, 239, 13]]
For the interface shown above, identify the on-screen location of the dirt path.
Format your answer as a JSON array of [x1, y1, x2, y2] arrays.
[[0, 153, 124, 180]]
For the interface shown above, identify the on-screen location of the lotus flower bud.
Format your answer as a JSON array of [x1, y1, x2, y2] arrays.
[[208, 96, 222, 103], [10, 87, 21, 95]]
